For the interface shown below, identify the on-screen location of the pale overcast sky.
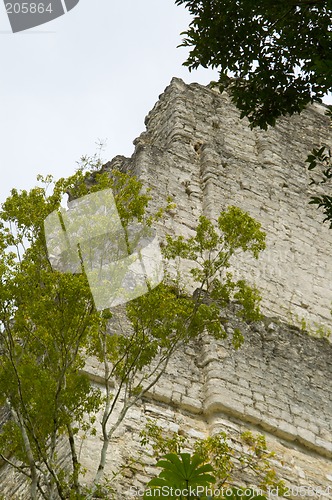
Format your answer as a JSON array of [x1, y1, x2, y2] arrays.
[[0, 1, 331, 203], [0, 0, 219, 203]]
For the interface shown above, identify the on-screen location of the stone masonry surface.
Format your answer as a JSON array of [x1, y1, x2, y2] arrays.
[[1, 78, 331, 499], [77, 312, 332, 499], [107, 77, 332, 329]]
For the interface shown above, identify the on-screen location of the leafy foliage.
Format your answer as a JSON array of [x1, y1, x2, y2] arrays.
[[143, 452, 216, 499], [306, 137, 332, 227], [162, 206, 266, 348], [175, 0, 332, 129], [0, 155, 266, 498], [0, 156, 171, 499]]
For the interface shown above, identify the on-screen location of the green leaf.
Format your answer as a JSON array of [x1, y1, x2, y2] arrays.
[[144, 452, 216, 498]]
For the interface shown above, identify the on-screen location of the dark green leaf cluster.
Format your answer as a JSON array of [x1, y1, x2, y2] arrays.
[[175, 0, 332, 129], [306, 140, 332, 226], [144, 452, 215, 499]]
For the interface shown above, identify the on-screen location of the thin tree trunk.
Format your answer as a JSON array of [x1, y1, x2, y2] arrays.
[[10, 405, 38, 499], [67, 423, 81, 495]]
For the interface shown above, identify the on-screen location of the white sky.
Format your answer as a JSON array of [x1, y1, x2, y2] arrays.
[[0, 0, 331, 204], [0, 0, 219, 204]]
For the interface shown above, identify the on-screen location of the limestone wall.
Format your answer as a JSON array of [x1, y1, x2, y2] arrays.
[[114, 77, 332, 329], [202, 315, 332, 459], [77, 313, 332, 499]]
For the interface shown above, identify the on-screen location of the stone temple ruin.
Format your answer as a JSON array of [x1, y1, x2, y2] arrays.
[[1, 78, 332, 498]]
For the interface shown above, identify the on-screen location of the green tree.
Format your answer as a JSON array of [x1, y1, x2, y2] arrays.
[[175, 0, 332, 129], [0, 157, 265, 498], [0, 161, 163, 499]]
